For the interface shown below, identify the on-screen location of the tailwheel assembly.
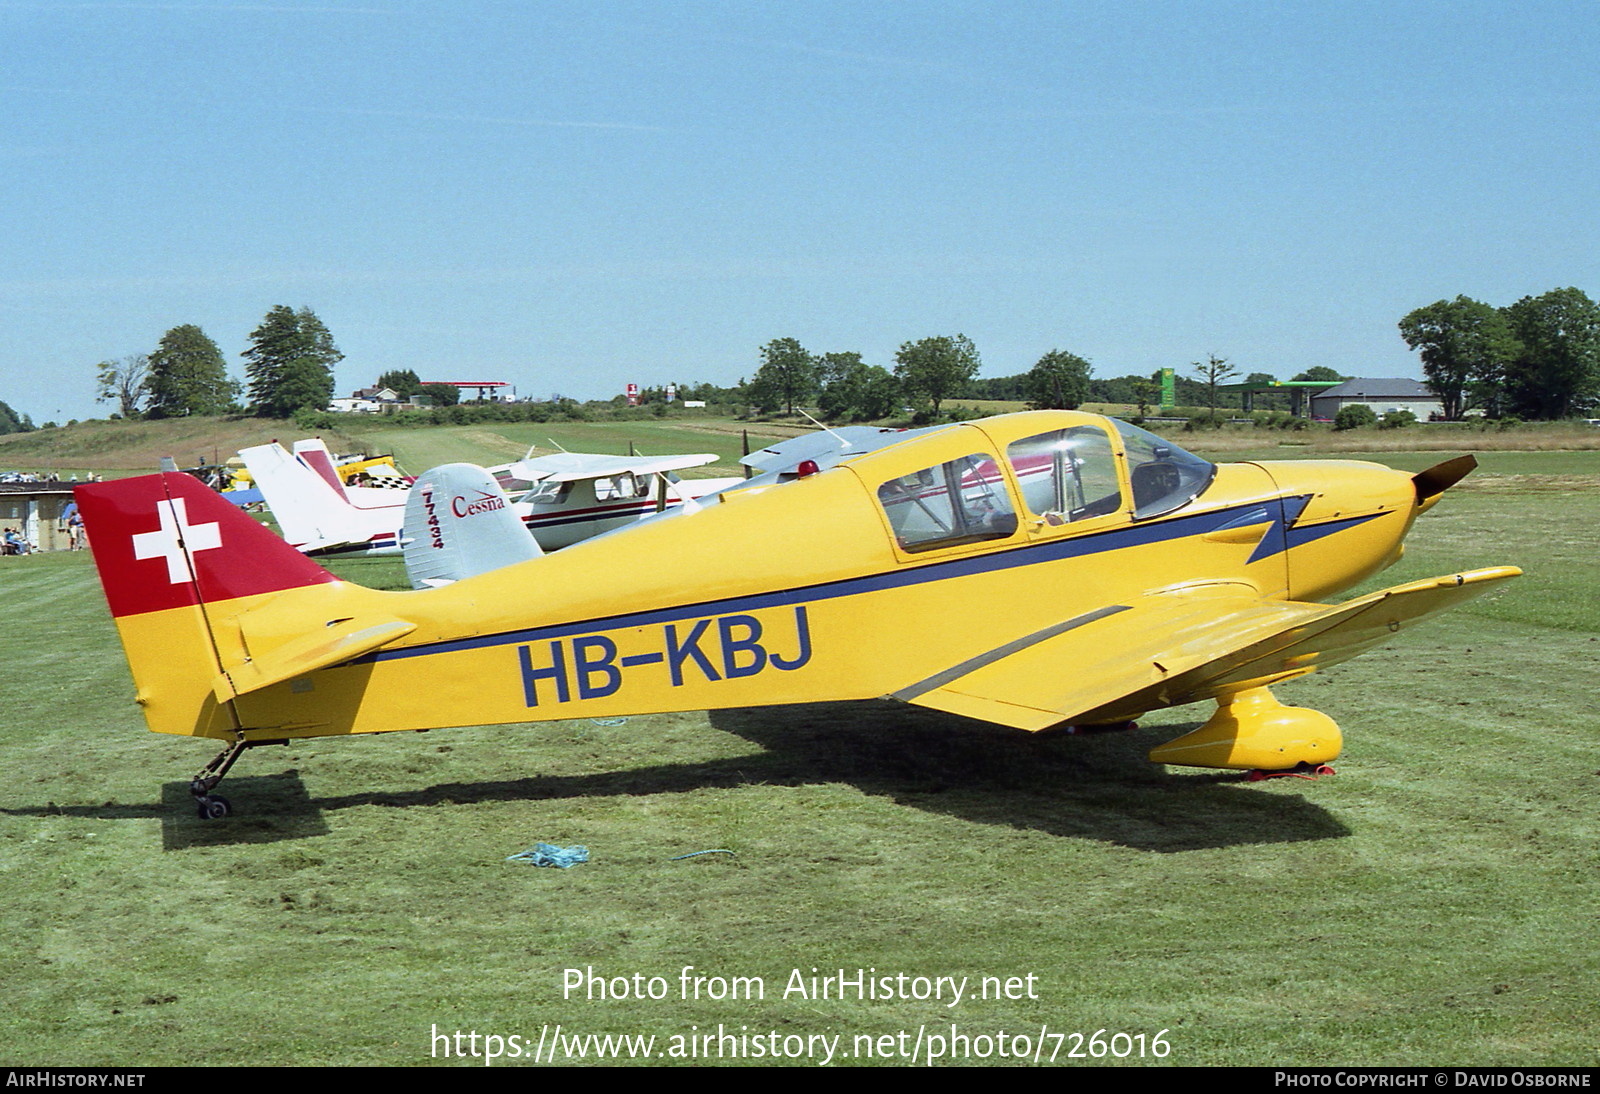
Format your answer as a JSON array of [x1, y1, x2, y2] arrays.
[[197, 795, 232, 819], [188, 735, 288, 819]]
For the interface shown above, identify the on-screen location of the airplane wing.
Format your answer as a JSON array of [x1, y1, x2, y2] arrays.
[[507, 452, 718, 484], [893, 567, 1521, 731], [739, 425, 940, 476]]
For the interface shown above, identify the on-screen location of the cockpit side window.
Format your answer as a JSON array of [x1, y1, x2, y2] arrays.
[[1005, 426, 1124, 524], [1110, 419, 1217, 519], [594, 472, 647, 502], [877, 453, 1018, 552]]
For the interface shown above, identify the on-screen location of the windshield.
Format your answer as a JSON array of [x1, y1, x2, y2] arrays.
[[1111, 420, 1216, 519]]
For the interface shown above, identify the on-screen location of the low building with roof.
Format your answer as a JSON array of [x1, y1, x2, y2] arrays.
[[1308, 378, 1442, 421]]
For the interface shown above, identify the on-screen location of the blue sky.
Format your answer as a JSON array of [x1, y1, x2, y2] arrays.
[[3, 1, 1596, 423]]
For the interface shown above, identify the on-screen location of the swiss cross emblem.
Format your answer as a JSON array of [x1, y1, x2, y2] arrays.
[[131, 499, 223, 583]]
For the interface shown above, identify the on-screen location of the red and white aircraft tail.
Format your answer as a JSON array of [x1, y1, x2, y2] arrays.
[[73, 471, 396, 748], [238, 439, 403, 557]]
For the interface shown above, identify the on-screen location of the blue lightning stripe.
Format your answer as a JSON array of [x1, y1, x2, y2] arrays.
[[1286, 511, 1389, 550], [1245, 495, 1310, 564]]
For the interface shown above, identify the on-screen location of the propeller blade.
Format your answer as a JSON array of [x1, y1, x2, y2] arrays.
[[1413, 455, 1477, 502]]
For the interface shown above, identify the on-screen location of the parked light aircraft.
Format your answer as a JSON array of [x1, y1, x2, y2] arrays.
[[76, 411, 1517, 818], [495, 451, 742, 550], [238, 439, 740, 558]]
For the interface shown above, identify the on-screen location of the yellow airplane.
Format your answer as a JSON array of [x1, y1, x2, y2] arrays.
[[75, 411, 1516, 819]]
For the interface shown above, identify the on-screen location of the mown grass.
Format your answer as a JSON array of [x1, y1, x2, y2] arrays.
[[0, 446, 1594, 1066]]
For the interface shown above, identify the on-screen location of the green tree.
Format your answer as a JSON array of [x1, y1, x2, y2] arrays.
[[894, 334, 980, 418], [1131, 376, 1159, 419], [1025, 349, 1093, 410], [1398, 296, 1520, 420], [420, 382, 460, 407], [1503, 287, 1600, 420], [1334, 404, 1377, 431], [1292, 366, 1347, 384], [145, 326, 238, 418], [1190, 354, 1239, 421], [0, 398, 33, 435], [94, 354, 151, 419], [377, 369, 423, 400], [244, 306, 343, 418], [748, 338, 818, 416], [816, 352, 899, 422]]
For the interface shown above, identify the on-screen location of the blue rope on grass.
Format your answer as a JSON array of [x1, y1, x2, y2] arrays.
[[507, 843, 590, 868], [669, 849, 737, 861]]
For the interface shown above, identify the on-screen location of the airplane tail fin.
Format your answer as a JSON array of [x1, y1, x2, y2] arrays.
[[290, 437, 347, 493], [238, 441, 361, 551], [402, 463, 541, 588], [293, 438, 408, 513], [76, 471, 356, 737]]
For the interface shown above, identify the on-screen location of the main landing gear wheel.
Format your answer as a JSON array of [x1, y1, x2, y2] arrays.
[[197, 795, 232, 820]]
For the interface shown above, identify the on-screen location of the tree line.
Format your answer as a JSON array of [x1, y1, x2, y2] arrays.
[[1399, 287, 1600, 420], [735, 336, 1349, 423], [95, 306, 343, 421], [743, 334, 1060, 423]]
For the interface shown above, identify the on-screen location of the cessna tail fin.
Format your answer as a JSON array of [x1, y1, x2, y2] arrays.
[[402, 463, 541, 588]]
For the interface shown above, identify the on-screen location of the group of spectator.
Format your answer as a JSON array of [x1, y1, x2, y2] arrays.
[[0, 513, 83, 554], [0, 471, 100, 484]]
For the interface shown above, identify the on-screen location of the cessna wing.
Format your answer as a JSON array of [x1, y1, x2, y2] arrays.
[[896, 567, 1520, 737], [505, 451, 719, 485], [739, 426, 938, 478]]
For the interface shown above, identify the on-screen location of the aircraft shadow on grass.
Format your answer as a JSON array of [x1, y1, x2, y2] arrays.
[[121, 700, 1345, 853], [1, 770, 330, 850]]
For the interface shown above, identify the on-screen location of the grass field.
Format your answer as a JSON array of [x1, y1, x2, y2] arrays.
[[1, 428, 1596, 1067]]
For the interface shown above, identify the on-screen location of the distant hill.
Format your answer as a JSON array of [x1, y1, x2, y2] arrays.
[[0, 417, 367, 476]]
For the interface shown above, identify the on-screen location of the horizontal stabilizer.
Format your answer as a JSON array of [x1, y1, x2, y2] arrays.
[[897, 567, 1521, 731], [215, 617, 417, 701]]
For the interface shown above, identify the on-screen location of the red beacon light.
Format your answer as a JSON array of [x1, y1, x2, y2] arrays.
[[796, 459, 820, 479]]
